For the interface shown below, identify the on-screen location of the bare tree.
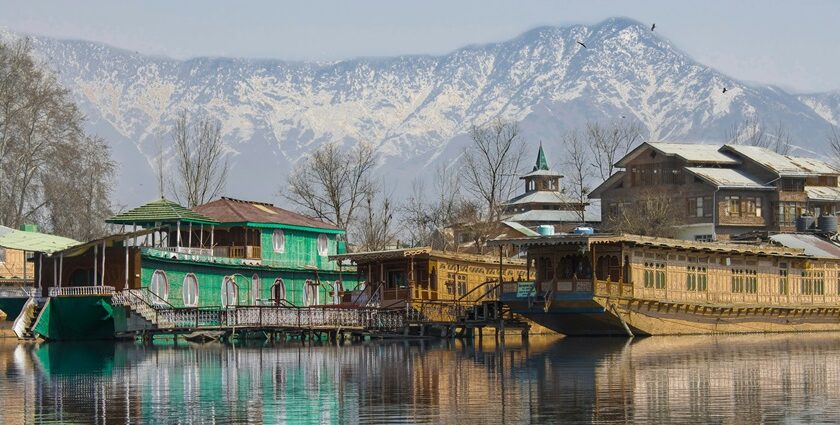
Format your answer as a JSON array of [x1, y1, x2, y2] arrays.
[[461, 119, 525, 253], [401, 164, 463, 249], [352, 190, 397, 251], [561, 129, 592, 222], [168, 110, 230, 207], [587, 121, 644, 182], [0, 39, 115, 238], [604, 190, 679, 238], [727, 117, 792, 155], [462, 119, 525, 221], [830, 126, 840, 165], [284, 142, 377, 235]]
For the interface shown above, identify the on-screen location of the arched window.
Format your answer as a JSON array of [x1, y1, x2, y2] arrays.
[[272, 229, 285, 253], [317, 234, 329, 257], [251, 273, 261, 305], [150, 270, 169, 305], [304, 279, 318, 306], [182, 273, 199, 307], [272, 278, 286, 305], [221, 276, 238, 307]]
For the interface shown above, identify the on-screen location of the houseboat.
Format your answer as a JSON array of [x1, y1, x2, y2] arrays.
[[23, 197, 357, 340], [330, 247, 530, 308], [494, 232, 840, 336]]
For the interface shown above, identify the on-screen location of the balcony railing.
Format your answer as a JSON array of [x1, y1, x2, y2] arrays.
[[154, 246, 214, 257], [215, 245, 261, 260], [49, 286, 115, 297]]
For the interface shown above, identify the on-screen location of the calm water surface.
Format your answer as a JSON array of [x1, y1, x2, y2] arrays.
[[1, 334, 839, 424]]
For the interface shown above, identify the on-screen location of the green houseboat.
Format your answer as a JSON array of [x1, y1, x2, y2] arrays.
[[28, 197, 357, 340]]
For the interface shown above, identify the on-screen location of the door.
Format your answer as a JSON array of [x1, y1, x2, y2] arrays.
[[221, 276, 238, 307], [272, 278, 286, 305]]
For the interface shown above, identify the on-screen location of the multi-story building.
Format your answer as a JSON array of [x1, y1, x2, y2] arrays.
[[590, 142, 840, 241]]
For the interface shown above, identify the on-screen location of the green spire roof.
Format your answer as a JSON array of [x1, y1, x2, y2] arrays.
[[106, 198, 219, 226], [534, 142, 550, 171]]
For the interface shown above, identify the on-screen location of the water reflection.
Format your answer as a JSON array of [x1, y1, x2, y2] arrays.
[[1, 334, 840, 424]]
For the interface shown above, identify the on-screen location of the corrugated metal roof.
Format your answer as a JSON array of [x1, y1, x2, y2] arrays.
[[769, 234, 840, 259], [504, 209, 600, 223], [805, 186, 840, 201], [684, 167, 774, 189], [617, 142, 740, 167], [107, 198, 218, 225], [500, 221, 540, 237], [505, 191, 582, 205], [0, 226, 80, 254], [722, 145, 839, 177], [194, 197, 342, 231]]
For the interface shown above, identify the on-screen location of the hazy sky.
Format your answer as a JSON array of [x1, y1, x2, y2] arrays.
[[1, 0, 838, 92]]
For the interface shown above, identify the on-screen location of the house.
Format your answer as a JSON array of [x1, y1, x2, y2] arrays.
[[590, 142, 840, 241], [501, 143, 599, 230]]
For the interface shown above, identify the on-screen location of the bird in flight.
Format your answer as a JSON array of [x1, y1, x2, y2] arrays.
[[722, 87, 728, 94], [576, 41, 587, 49], [651, 23, 656, 31]]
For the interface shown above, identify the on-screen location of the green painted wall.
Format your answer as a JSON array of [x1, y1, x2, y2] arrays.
[[31, 296, 115, 340], [259, 228, 339, 271], [140, 257, 356, 308]]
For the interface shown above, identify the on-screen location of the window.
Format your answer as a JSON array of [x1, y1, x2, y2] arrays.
[[687, 196, 713, 218], [694, 235, 714, 242], [304, 279, 318, 306], [686, 266, 707, 291], [150, 270, 169, 304], [725, 196, 741, 217], [251, 273, 261, 305], [779, 266, 789, 295], [272, 229, 286, 253], [317, 234, 329, 256], [221, 276, 238, 307], [182, 273, 199, 307], [775, 202, 805, 226], [272, 278, 286, 304], [731, 269, 757, 293], [801, 271, 825, 295], [644, 263, 666, 289]]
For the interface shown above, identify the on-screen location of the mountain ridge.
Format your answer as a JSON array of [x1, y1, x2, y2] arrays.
[[2, 18, 839, 208]]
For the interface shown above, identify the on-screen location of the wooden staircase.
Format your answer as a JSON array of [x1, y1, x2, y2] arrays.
[[12, 297, 42, 339]]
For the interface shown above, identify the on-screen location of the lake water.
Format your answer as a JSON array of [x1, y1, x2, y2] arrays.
[[1, 333, 840, 424]]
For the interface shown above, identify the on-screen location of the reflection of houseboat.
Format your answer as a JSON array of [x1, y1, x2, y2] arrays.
[[330, 248, 529, 308], [496, 233, 840, 335], [21, 197, 357, 340]]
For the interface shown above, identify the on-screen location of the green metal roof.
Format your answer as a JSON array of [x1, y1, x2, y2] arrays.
[[0, 226, 80, 254], [534, 142, 549, 171], [106, 198, 219, 226]]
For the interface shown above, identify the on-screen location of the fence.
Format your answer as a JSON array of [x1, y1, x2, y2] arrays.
[[49, 286, 115, 297]]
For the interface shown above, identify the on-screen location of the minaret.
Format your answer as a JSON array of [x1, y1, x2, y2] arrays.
[[521, 142, 561, 193]]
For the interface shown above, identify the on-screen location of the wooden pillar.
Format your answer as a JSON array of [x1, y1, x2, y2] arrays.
[[59, 254, 63, 288], [101, 241, 106, 286], [22, 250, 27, 282], [125, 237, 130, 289], [94, 244, 98, 286], [177, 221, 182, 248], [37, 253, 42, 290], [200, 224, 204, 248], [188, 222, 193, 249], [53, 257, 57, 290], [210, 225, 215, 253]]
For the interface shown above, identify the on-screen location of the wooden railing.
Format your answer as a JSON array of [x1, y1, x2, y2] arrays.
[[593, 280, 634, 299], [49, 286, 115, 297]]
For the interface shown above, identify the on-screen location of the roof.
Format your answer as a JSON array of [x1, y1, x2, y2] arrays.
[[534, 143, 549, 171], [769, 234, 840, 259], [56, 228, 158, 257], [194, 197, 343, 232], [107, 198, 218, 226], [616, 142, 740, 167], [503, 209, 600, 224], [683, 167, 774, 189], [500, 221, 540, 237], [330, 247, 526, 266], [520, 169, 563, 179], [488, 233, 805, 257], [0, 226, 80, 254], [805, 186, 840, 201], [504, 191, 583, 206], [589, 171, 625, 198], [721, 145, 838, 177]]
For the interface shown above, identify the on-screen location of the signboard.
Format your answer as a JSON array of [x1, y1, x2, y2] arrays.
[[516, 281, 536, 298]]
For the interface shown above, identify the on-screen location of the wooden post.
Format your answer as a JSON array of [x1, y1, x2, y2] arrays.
[[177, 221, 182, 248], [22, 250, 27, 282], [53, 257, 57, 291], [210, 225, 215, 254], [200, 224, 204, 249], [101, 241, 106, 286], [59, 254, 63, 288], [37, 253, 42, 290], [188, 222, 193, 250], [94, 244, 98, 287], [125, 237, 130, 289]]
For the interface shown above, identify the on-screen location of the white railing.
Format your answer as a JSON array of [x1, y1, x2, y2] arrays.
[[49, 286, 115, 297], [0, 286, 38, 298], [154, 246, 214, 257]]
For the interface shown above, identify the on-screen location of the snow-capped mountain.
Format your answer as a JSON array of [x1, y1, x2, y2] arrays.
[[2, 17, 839, 207]]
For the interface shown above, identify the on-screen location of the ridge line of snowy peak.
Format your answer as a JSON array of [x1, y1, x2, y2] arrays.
[[1, 18, 838, 206]]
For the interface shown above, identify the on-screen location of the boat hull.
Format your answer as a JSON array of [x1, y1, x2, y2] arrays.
[[503, 290, 840, 336], [32, 296, 115, 340]]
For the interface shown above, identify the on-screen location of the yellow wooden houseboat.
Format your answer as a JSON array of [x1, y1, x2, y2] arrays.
[[495, 233, 840, 335]]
